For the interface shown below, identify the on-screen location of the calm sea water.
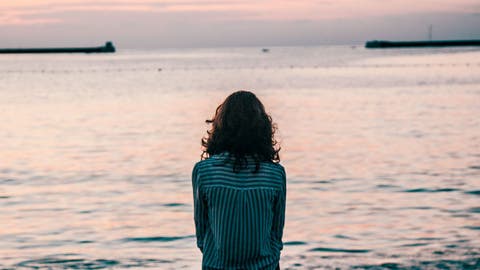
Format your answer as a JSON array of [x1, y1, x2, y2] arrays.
[[0, 46, 479, 269]]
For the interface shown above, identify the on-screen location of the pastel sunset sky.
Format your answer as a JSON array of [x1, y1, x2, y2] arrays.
[[1, 0, 479, 48]]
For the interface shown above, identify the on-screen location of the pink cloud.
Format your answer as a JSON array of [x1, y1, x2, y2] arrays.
[[0, 0, 478, 26]]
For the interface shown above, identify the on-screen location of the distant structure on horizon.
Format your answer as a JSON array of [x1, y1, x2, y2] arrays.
[[0, 41, 116, 54], [428, 25, 433, 41], [365, 39, 480, 49]]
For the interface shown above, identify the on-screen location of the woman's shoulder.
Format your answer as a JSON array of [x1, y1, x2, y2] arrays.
[[194, 154, 225, 168], [195, 152, 232, 165], [195, 154, 284, 170], [262, 160, 284, 170], [193, 153, 285, 178]]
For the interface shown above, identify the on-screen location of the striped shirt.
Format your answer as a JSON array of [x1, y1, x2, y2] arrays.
[[192, 153, 286, 270]]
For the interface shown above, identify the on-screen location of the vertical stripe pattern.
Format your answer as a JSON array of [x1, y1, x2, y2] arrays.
[[192, 153, 286, 270]]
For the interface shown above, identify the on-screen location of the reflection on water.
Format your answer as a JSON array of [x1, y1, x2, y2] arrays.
[[0, 46, 479, 269]]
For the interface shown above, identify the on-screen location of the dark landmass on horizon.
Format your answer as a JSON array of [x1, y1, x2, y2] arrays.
[[366, 39, 480, 48], [0, 41, 115, 54]]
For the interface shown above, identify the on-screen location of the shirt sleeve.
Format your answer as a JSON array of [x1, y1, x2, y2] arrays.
[[271, 166, 286, 251], [192, 163, 208, 252]]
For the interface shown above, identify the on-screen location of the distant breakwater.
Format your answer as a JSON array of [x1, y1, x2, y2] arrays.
[[0, 41, 115, 54], [366, 39, 480, 48]]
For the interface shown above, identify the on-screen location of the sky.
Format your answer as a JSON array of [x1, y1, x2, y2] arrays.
[[0, 0, 479, 48]]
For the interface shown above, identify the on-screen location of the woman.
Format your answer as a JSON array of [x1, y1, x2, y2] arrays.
[[192, 91, 286, 270]]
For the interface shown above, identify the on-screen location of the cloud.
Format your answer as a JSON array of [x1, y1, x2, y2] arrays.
[[0, 1, 269, 25], [1, 0, 477, 26]]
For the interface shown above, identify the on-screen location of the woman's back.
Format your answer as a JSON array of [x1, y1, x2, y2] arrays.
[[193, 153, 286, 270], [193, 90, 285, 269]]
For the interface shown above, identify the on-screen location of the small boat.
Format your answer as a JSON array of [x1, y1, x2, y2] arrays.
[[262, 48, 270, 53], [365, 39, 480, 49], [0, 41, 116, 54]]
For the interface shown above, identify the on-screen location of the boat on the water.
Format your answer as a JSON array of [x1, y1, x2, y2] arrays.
[[0, 41, 116, 54], [365, 39, 480, 49]]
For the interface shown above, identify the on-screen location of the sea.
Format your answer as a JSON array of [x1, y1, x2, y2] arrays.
[[0, 45, 479, 269]]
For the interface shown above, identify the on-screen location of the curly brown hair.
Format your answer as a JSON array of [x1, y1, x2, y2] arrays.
[[201, 91, 281, 172]]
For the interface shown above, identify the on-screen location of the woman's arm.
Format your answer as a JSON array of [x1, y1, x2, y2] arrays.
[[272, 166, 286, 251], [192, 164, 208, 252]]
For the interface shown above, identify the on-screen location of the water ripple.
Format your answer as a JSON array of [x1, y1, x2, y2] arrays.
[[308, 247, 371, 253], [465, 190, 480, 196], [468, 207, 480, 213], [284, 241, 307, 246], [403, 188, 461, 193], [163, 203, 187, 207], [0, 178, 18, 185], [334, 234, 356, 240], [122, 235, 194, 243], [401, 242, 430, 247], [351, 258, 480, 270], [13, 255, 174, 269]]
